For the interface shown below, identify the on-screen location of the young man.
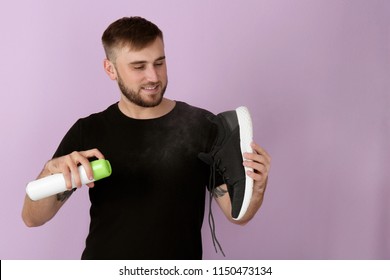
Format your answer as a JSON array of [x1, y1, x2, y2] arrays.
[[22, 17, 271, 259]]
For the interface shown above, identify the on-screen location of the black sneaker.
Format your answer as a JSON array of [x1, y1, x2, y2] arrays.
[[199, 106, 254, 220]]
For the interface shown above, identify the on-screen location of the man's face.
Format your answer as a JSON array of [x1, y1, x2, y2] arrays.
[[112, 38, 168, 107]]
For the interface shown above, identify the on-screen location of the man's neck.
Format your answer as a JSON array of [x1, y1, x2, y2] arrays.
[[118, 97, 176, 119]]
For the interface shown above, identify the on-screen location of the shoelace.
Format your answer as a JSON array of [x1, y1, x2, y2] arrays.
[[207, 160, 226, 257]]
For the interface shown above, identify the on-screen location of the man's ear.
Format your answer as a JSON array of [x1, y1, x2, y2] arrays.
[[103, 59, 117, 80]]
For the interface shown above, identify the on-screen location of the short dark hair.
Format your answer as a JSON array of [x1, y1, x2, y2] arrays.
[[102, 16, 163, 61]]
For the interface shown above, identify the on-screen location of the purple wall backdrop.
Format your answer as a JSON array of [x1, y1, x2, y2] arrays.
[[0, 0, 389, 259]]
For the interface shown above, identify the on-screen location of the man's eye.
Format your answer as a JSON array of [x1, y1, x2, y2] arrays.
[[154, 60, 165, 67], [133, 65, 145, 70]]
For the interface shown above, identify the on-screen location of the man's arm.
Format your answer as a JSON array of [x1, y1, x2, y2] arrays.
[[22, 188, 71, 227], [215, 142, 271, 225], [22, 149, 104, 227]]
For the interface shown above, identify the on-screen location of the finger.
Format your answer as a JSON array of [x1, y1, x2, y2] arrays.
[[78, 149, 105, 181], [61, 164, 73, 190], [251, 142, 271, 161], [45, 158, 73, 188], [246, 169, 264, 182], [74, 154, 95, 181], [80, 148, 105, 160], [244, 160, 268, 175], [71, 149, 104, 183], [243, 154, 270, 175], [243, 152, 269, 165], [68, 153, 83, 188]]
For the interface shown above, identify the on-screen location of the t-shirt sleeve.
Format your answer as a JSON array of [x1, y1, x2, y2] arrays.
[[52, 119, 84, 159]]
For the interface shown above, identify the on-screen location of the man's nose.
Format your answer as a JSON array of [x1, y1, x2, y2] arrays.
[[145, 66, 158, 82]]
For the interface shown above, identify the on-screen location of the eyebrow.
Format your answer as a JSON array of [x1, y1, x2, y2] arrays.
[[129, 56, 166, 65]]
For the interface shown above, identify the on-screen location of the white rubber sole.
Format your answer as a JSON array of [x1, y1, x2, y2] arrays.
[[234, 106, 254, 220]]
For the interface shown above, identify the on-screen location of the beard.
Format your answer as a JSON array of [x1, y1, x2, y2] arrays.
[[117, 73, 167, 108]]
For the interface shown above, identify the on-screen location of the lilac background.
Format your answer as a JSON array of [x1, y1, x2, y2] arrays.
[[1, 0, 389, 260]]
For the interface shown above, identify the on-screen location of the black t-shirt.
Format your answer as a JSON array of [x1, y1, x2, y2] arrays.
[[53, 101, 218, 259]]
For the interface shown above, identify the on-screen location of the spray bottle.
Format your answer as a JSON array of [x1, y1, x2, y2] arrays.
[[26, 159, 112, 201]]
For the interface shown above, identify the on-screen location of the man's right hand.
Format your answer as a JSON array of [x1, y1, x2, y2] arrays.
[[42, 148, 105, 190]]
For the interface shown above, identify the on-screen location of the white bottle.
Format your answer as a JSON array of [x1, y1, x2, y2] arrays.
[[26, 159, 112, 201]]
